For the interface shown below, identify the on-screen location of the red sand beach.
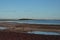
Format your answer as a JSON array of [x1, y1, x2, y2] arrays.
[[0, 31, 60, 40]]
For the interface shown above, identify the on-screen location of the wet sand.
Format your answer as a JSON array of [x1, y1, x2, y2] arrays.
[[0, 31, 60, 40], [0, 22, 60, 40], [0, 22, 60, 32]]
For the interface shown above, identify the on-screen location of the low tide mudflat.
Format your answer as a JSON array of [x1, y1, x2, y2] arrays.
[[0, 22, 60, 32], [0, 22, 60, 40]]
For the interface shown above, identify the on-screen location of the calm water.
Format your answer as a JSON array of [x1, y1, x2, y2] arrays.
[[0, 20, 60, 35], [18, 20, 60, 25], [0, 20, 60, 25], [27, 31, 60, 35]]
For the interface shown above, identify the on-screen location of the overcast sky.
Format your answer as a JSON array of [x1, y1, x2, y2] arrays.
[[0, 0, 60, 19]]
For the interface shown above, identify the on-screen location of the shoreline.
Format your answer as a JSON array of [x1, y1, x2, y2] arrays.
[[0, 22, 60, 40], [0, 22, 60, 32]]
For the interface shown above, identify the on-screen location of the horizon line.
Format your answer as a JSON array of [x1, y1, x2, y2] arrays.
[[0, 18, 60, 20]]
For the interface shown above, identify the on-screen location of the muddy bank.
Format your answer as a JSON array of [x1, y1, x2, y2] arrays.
[[0, 31, 60, 40]]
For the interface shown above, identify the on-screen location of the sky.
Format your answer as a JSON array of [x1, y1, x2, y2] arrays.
[[0, 0, 60, 19]]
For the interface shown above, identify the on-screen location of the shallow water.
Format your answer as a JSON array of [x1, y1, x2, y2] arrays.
[[27, 31, 60, 35], [0, 27, 9, 30]]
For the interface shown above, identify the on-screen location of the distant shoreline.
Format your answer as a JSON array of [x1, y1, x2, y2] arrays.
[[0, 18, 60, 21], [19, 18, 60, 20]]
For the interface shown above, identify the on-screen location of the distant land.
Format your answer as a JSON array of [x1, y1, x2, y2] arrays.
[[19, 18, 33, 20], [0, 19, 18, 21], [18, 18, 60, 20], [0, 18, 60, 21]]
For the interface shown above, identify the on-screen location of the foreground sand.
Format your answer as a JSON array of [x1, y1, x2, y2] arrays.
[[0, 31, 60, 40]]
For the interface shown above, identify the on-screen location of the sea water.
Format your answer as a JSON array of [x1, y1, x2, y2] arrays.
[[18, 20, 60, 25], [0, 20, 60, 25], [27, 31, 60, 35]]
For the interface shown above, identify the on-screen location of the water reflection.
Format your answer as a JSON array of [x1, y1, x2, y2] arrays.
[[27, 31, 60, 35], [0, 27, 9, 30]]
